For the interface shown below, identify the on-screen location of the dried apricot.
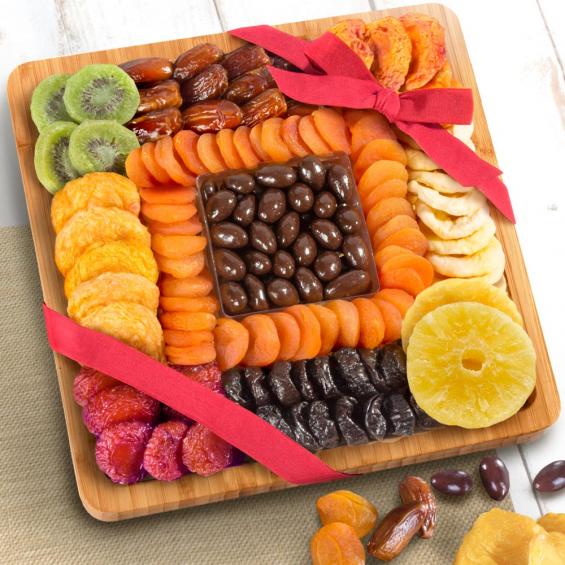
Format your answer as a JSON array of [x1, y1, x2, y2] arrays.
[[307, 304, 340, 356], [139, 186, 195, 205], [269, 312, 301, 361], [160, 273, 213, 298], [214, 317, 250, 371], [312, 108, 351, 153], [280, 115, 310, 157], [350, 112, 395, 158], [160, 311, 217, 332], [165, 343, 217, 365], [125, 147, 158, 188], [173, 130, 208, 175], [326, 300, 360, 348], [151, 233, 207, 259], [197, 132, 227, 173], [233, 126, 261, 168], [352, 298, 385, 349], [241, 314, 280, 367], [372, 214, 418, 248], [249, 123, 271, 161], [375, 244, 413, 270], [311, 522, 365, 565], [362, 179, 408, 213], [373, 297, 403, 342], [159, 296, 219, 313], [163, 329, 214, 347], [353, 138, 407, 180], [358, 160, 409, 196], [380, 266, 425, 296], [381, 253, 434, 287], [376, 227, 428, 256], [146, 216, 202, 236], [262, 117, 294, 162], [366, 197, 415, 235], [374, 288, 414, 317], [154, 251, 206, 278], [141, 202, 197, 223], [141, 141, 171, 184], [154, 136, 195, 186], [216, 128, 245, 169], [299, 115, 332, 155], [286, 305, 322, 360]]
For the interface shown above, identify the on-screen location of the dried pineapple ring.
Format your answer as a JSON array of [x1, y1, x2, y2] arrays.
[[408, 303, 536, 429], [411, 181, 486, 216], [68, 272, 159, 323], [81, 302, 164, 361], [423, 216, 496, 255], [64, 239, 158, 298], [451, 123, 475, 150], [401, 277, 522, 350], [454, 509, 544, 565], [458, 258, 506, 286], [416, 200, 489, 239], [405, 148, 440, 171], [409, 171, 473, 194], [528, 531, 565, 564], [55, 207, 150, 275], [427, 237, 504, 278], [51, 172, 140, 234]]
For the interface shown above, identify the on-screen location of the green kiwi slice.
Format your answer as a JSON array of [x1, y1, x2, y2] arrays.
[[34, 121, 79, 193], [30, 74, 73, 131], [63, 64, 140, 124], [68, 120, 139, 175]]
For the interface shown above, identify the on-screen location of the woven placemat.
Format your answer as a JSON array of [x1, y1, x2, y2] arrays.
[[0, 225, 514, 565]]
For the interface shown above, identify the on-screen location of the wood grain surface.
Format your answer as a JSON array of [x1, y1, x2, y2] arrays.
[[7, 3, 560, 521]]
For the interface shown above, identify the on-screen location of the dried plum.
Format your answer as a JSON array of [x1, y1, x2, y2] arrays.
[[360, 394, 387, 441], [378, 342, 408, 391], [243, 367, 272, 407], [382, 393, 415, 437], [409, 394, 441, 430], [307, 356, 341, 400], [268, 361, 301, 407], [286, 401, 319, 452], [331, 348, 376, 398], [358, 348, 388, 392], [222, 368, 254, 409], [290, 360, 317, 402], [332, 396, 368, 446], [257, 405, 295, 440], [307, 400, 340, 449]]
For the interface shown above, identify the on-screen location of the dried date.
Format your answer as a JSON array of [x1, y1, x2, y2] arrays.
[[182, 100, 243, 133], [137, 79, 182, 114], [221, 44, 270, 79], [398, 476, 437, 539], [120, 57, 173, 84], [127, 107, 183, 143], [180, 64, 228, 104], [224, 66, 276, 104], [241, 88, 287, 127], [173, 43, 224, 82]]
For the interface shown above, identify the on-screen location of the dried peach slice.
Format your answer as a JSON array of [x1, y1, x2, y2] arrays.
[[146, 216, 202, 236], [249, 123, 271, 161], [165, 343, 216, 365], [352, 297, 385, 348], [372, 214, 419, 248], [375, 244, 413, 270], [380, 266, 426, 296], [422, 59, 452, 89], [353, 139, 407, 180], [173, 130, 208, 175], [262, 117, 294, 162], [139, 186, 195, 205], [159, 296, 219, 314], [286, 305, 322, 361], [350, 113, 396, 158], [312, 108, 351, 153], [281, 115, 310, 157], [376, 227, 428, 256], [381, 253, 434, 287], [163, 329, 214, 347], [160, 273, 213, 298], [329, 19, 374, 69], [241, 314, 281, 367], [154, 136, 196, 186], [125, 147, 158, 188], [325, 300, 360, 348], [307, 304, 340, 356], [154, 251, 205, 278], [373, 297, 402, 342], [269, 312, 301, 361], [214, 318, 250, 371], [233, 126, 261, 168], [298, 115, 332, 155], [141, 141, 171, 184], [141, 202, 197, 224], [374, 288, 414, 317], [216, 128, 245, 169], [197, 133, 227, 173], [159, 311, 217, 332], [362, 179, 408, 213], [366, 197, 415, 235]]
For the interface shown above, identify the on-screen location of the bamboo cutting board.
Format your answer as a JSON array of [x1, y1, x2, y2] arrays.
[[7, 3, 560, 521]]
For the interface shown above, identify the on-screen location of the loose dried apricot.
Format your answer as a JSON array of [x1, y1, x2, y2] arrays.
[[241, 314, 280, 367], [381, 253, 434, 287], [299, 115, 332, 155], [141, 141, 171, 184], [372, 214, 419, 248], [151, 233, 207, 259], [233, 126, 261, 168], [125, 147, 158, 188], [286, 305, 322, 360], [376, 227, 428, 256], [358, 159, 409, 196], [269, 311, 301, 361], [163, 329, 214, 347], [380, 266, 426, 296], [160, 273, 213, 298], [141, 202, 197, 223], [307, 304, 340, 356], [373, 297, 403, 342], [173, 130, 208, 175], [216, 128, 245, 169], [375, 244, 413, 270], [154, 251, 206, 278], [249, 123, 271, 161], [165, 343, 217, 365], [214, 317, 250, 371], [374, 288, 414, 316], [326, 300, 360, 348], [350, 112, 396, 158], [366, 197, 415, 235], [262, 117, 294, 162], [352, 298, 385, 349], [155, 136, 195, 186], [362, 179, 409, 213], [280, 115, 310, 157], [312, 108, 351, 153], [311, 522, 365, 565], [160, 311, 217, 332], [197, 132, 227, 173], [159, 296, 219, 313]]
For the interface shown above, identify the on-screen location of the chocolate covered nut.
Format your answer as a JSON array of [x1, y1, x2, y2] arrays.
[[287, 183, 314, 213], [324, 270, 370, 299], [267, 278, 300, 307], [479, 456, 510, 501], [335, 206, 362, 234], [294, 267, 324, 303], [314, 251, 342, 282], [220, 282, 248, 314], [292, 232, 318, 266], [342, 234, 371, 270], [255, 164, 296, 188], [431, 470, 473, 496], [310, 219, 343, 250], [327, 163, 353, 201], [244, 250, 272, 276], [298, 155, 326, 191], [232, 194, 256, 227], [225, 173, 255, 194], [205, 190, 237, 223], [211, 222, 248, 249], [243, 274, 270, 311], [214, 249, 246, 281], [272, 250, 295, 279], [250, 221, 277, 254], [313, 191, 337, 218], [276, 212, 300, 248], [258, 188, 287, 223]]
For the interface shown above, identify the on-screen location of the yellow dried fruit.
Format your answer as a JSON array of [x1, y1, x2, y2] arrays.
[[528, 531, 565, 564], [311, 522, 365, 565], [538, 514, 565, 535]]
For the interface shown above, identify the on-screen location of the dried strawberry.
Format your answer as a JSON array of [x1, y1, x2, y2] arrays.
[[143, 421, 190, 481], [95, 421, 153, 484], [72, 366, 118, 407], [181, 423, 234, 477], [83, 385, 159, 436], [171, 362, 223, 393]]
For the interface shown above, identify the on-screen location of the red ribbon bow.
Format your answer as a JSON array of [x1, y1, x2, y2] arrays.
[[231, 25, 515, 222]]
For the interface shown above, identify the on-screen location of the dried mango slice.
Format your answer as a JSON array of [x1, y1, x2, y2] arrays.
[[329, 19, 374, 69]]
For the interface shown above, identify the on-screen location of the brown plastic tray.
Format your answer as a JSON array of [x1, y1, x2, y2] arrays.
[[196, 152, 380, 319]]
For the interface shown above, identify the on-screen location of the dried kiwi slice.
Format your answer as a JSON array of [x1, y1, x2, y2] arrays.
[[68, 120, 139, 175], [63, 64, 140, 124], [30, 74, 73, 131], [34, 121, 79, 193]]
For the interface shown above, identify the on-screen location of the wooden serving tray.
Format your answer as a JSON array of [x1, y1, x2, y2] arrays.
[[7, 3, 560, 521]]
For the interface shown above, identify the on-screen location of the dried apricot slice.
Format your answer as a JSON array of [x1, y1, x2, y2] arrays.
[[326, 300, 360, 348], [372, 214, 419, 248], [374, 288, 414, 317], [173, 130, 208, 175], [380, 266, 426, 296], [249, 123, 271, 161], [350, 112, 396, 158], [362, 179, 408, 213], [280, 115, 310, 157], [139, 186, 195, 205], [141, 141, 171, 184], [269, 312, 301, 361], [312, 108, 351, 153], [160, 311, 217, 332], [160, 273, 213, 298], [216, 128, 245, 169], [366, 197, 415, 235], [381, 253, 434, 287], [125, 147, 158, 188], [352, 297, 385, 348], [197, 133, 227, 173], [262, 117, 294, 162], [286, 304, 322, 360], [298, 115, 332, 155], [141, 202, 197, 224], [165, 343, 217, 365], [373, 297, 403, 342], [154, 136, 195, 186], [154, 251, 206, 278], [233, 126, 261, 168], [307, 304, 340, 356], [376, 227, 428, 256], [159, 296, 219, 313], [146, 216, 202, 236], [214, 318, 250, 371], [164, 329, 214, 347], [375, 244, 413, 270], [151, 234, 207, 259], [358, 160, 409, 196], [241, 314, 281, 367], [353, 139, 407, 180]]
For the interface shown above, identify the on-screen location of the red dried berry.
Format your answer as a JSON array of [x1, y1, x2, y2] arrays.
[[83, 385, 159, 436], [72, 366, 118, 407], [181, 423, 234, 477], [171, 361, 223, 393], [161, 404, 193, 426], [95, 421, 153, 484], [143, 421, 190, 481]]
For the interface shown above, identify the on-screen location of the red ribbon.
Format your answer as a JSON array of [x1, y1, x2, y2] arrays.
[[43, 304, 351, 485], [231, 26, 515, 222]]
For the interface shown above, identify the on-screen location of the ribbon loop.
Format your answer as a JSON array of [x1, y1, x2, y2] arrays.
[[373, 88, 401, 122]]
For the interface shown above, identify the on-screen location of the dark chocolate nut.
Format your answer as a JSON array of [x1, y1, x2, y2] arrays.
[[342, 234, 371, 270], [382, 393, 415, 437], [533, 460, 565, 493], [214, 249, 246, 281], [324, 270, 370, 299], [243, 273, 270, 311], [292, 232, 318, 266], [332, 396, 368, 446], [244, 250, 272, 276], [272, 250, 296, 279], [310, 219, 343, 251], [287, 183, 314, 213], [298, 155, 326, 191], [220, 282, 248, 314], [335, 206, 362, 234], [276, 211, 300, 248], [479, 456, 510, 501], [205, 190, 237, 223], [327, 163, 353, 202], [307, 400, 340, 449], [267, 278, 299, 307], [211, 221, 248, 249], [258, 188, 287, 223], [268, 362, 302, 407], [294, 267, 323, 303], [431, 470, 473, 496], [232, 194, 256, 227], [225, 173, 255, 194], [250, 221, 277, 254], [222, 368, 253, 409], [201, 179, 218, 199], [313, 251, 342, 282], [313, 191, 337, 218], [255, 164, 296, 188]]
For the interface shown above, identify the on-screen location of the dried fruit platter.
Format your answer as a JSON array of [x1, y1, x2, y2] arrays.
[[7, 3, 559, 521]]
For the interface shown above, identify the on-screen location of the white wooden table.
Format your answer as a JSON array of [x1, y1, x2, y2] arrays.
[[1, 0, 563, 517]]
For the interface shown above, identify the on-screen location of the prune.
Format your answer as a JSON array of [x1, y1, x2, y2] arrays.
[[307, 400, 340, 449], [180, 63, 228, 104], [533, 460, 565, 493], [409, 395, 440, 429], [378, 342, 408, 391], [138, 79, 182, 114], [267, 361, 302, 407], [256, 405, 295, 440], [120, 57, 173, 84], [332, 396, 368, 446], [222, 367, 254, 409], [324, 270, 370, 299], [243, 273, 270, 311], [298, 155, 326, 191], [224, 66, 276, 104], [382, 393, 415, 437], [331, 348, 376, 398], [182, 99, 242, 133], [243, 367, 272, 407], [479, 456, 510, 501], [360, 394, 387, 441], [327, 164, 353, 202], [72, 367, 118, 407], [206, 190, 237, 223], [286, 401, 320, 452], [241, 88, 287, 127], [182, 423, 234, 476], [291, 360, 317, 402], [431, 470, 473, 496], [143, 421, 189, 482], [95, 421, 152, 484], [294, 267, 323, 303], [221, 44, 271, 79], [307, 356, 341, 400], [174, 43, 224, 82], [258, 188, 287, 223], [127, 107, 182, 143], [358, 348, 389, 392]]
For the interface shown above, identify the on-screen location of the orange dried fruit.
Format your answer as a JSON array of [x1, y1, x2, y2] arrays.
[[280, 115, 310, 157], [311, 522, 365, 565], [173, 130, 208, 175], [241, 314, 281, 367], [381, 253, 434, 287], [163, 329, 214, 347], [350, 112, 396, 159], [261, 117, 294, 162], [139, 186, 195, 205], [343, 109, 367, 129], [326, 300, 360, 348], [362, 179, 409, 213], [269, 312, 301, 361], [352, 298, 385, 349], [159, 296, 219, 313], [232, 125, 261, 168], [372, 214, 419, 248], [329, 19, 374, 70], [353, 139, 407, 180], [307, 304, 340, 356], [358, 159, 408, 196], [312, 108, 351, 153], [375, 244, 414, 270], [422, 60, 452, 89], [151, 233, 207, 259], [196, 132, 227, 173], [216, 128, 245, 169], [140, 141, 171, 184], [366, 197, 415, 235], [249, 122, 271, 161], [154, 136, 195, 186], [154, 251, 206, 279], [298, 115, 332, 155], [160, 273, 213, 298], [165, 343, 216, 365], [538, 514, 565, 535], [286, 305, 322, 360], [145, 216, 202, 236], [141, 202, 197, 223], [374, 288, 414, 317], [373, 297, 402, 342], [214, 318, 250, 371], [125, 147, 158, 188], [376, 227, 428, 256], [159, 311, 217, 332], [380, 266, 426, 296]]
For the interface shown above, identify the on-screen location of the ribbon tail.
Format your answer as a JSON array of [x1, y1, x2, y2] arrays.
[[43, 305, 351, 485], [397, 89, 474, 125]]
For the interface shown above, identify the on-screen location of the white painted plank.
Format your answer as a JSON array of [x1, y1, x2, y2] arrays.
[[538, 0, 565, 72]]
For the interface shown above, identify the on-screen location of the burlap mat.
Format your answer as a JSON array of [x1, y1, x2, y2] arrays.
[[0, 225, 514, 564]]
